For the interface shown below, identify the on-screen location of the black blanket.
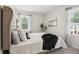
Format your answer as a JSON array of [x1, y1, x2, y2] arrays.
[[42, 33, 58, 50]]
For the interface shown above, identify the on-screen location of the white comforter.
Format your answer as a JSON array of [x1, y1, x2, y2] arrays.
[[11, 33, 67, 54]]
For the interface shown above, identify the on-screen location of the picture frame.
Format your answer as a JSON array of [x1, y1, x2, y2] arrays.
[[48, 17, 57, 27]]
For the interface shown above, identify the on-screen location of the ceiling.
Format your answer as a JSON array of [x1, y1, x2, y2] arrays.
[[10, 5, 59, 13]]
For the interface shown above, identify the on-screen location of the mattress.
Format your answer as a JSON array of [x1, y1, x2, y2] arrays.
[[10, 33, 67, 54]]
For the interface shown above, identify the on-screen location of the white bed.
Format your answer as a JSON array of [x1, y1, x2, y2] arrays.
[[10, 32, 67, 54]]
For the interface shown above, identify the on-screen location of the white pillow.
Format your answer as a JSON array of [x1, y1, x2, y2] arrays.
[[18, 30, 27, 41], [11, 31, 20, 44]]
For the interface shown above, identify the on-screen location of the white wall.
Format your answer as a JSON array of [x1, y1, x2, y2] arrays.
[[31, 13, 44, 32], [44, 6, 67, 42], [11, 9, 44, 33]]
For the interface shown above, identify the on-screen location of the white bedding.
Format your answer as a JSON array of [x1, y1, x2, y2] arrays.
[[10, 33, 67, 54]]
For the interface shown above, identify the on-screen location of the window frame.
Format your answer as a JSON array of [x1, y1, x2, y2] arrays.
[[18, 14, 31, 32]]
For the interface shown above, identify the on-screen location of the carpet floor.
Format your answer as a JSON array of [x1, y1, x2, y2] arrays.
[[38, 47, 79, 54]]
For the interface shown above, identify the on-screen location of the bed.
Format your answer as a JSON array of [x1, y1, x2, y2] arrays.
[[10, 32, 67, 54]]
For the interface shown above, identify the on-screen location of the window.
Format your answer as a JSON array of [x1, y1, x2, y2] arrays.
[[68, 8, 79, 35], [18, 15, 31, 32], [21, 16, 28, 29], [71, 11, 79, 23]]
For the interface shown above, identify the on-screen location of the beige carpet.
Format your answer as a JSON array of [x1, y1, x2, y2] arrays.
[[38, 47, 79, 54], [49, 47, 79, 54], [0, 47, 79, 54]]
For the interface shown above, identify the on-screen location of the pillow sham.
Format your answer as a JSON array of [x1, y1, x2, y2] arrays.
[[18, 30, 27, 41], [11, 31, 20, 44]]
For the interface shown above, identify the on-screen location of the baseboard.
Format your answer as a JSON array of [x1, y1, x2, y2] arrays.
[[70, 45, 79, 49]]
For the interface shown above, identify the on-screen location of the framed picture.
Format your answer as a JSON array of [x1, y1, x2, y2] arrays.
[[48, 17, 57, 27]]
